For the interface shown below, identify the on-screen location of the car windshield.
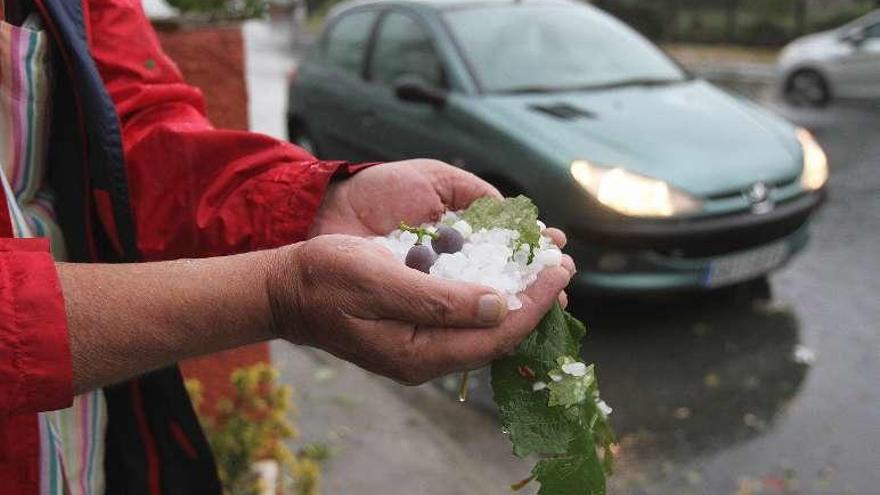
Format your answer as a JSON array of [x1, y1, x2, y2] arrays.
[[443, 4, 688, 93]]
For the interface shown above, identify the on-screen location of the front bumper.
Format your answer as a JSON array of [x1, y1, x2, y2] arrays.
[[566, 191, 824, 292]]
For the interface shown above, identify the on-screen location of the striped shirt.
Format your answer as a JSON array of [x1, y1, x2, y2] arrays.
[[1, 10, 105, 495]]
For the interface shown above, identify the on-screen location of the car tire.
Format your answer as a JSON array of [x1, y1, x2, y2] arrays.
[[287, 117, 321, 157], [784, 69, 831, 108]]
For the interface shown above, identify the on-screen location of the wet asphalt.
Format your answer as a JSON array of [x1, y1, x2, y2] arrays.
[[570, 95, 880, 494]]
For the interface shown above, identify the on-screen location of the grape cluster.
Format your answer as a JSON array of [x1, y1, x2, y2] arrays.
[[404, 226, 464, 273]]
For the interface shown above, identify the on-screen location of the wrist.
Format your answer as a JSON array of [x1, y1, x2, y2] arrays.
[[264, 243, 306, 343], [308, 179, 353, 238]]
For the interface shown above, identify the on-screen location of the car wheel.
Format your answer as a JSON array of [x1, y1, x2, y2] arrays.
[[784, 69, 831, 108], [287, 118, 321, 157]]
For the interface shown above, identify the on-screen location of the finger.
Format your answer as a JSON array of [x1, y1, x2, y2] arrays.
[[415, 265, 573, 372], [561, 254, 576, 276], [423, 160, 503, 210], [543, 228, 567, 249], [558, 290, 569, 309], [368, 264, 510, 328]]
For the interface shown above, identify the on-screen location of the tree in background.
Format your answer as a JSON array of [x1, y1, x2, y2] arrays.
[[595, 0, 875, 46], [793, 0, 807, 35], [724, 0, 740, 41]]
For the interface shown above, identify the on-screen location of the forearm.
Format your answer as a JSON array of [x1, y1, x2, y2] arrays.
[[58, 250, 276, 394]]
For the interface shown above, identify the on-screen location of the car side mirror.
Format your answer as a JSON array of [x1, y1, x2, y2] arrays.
[[840, 28, 866, 46], [394, 77, 447, 108]]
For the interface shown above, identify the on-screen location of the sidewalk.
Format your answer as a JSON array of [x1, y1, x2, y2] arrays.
[[270, 343, 533, 494]]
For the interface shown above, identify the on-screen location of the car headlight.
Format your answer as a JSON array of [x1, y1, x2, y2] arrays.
[[796, 128, 828, 191], [570, 160, 702, 218]]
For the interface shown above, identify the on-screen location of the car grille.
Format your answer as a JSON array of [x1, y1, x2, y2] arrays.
[[705, 176, 799, 202], [655, 202, 811, 259]]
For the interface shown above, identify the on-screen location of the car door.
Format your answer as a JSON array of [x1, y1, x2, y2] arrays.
[[299, 9, 383, 161], [832, 22, 880, 99], [356, 10, 470, 163]]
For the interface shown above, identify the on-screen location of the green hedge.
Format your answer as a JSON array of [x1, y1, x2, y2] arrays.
[[166, 0, 267, 19]]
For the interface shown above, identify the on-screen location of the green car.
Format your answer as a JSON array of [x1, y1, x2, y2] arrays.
[[286, 0, 828, 293]]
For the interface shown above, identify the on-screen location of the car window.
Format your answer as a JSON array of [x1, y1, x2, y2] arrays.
[[369, 11, 445, 88], [864, 23, 880, 39], [443, 5, 686, 93], [323, 10, 378, 76]]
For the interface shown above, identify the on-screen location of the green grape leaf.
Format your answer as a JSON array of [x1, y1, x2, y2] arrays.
[[491, 303, 615, 495], [516, 304, 585, 369], [533, 432, 606, 495], [492, 356, 581, 457], [461, 196, 541, 254], [461, 195, 615, 495]]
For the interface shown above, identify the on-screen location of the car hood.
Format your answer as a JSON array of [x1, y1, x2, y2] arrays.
[[780, 30, 839, 61], [480, 80, 802, 198]]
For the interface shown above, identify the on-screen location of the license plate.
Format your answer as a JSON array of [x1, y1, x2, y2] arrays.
[[705, 241, 789, 288]]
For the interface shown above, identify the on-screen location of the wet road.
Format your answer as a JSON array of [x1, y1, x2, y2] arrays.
[[573, 98, 880, 495]]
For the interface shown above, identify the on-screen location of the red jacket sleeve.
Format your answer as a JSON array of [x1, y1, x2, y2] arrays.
[[85, 0, 373, 261], [0, 238, 72, 416]]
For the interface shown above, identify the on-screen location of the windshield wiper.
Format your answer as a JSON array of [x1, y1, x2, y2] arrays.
[[573, 77, 690, 91], [495, 85, 569, 94], [494, 77, 689, 95]]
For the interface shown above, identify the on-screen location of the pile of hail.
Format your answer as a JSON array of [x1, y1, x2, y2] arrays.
[[373, 196, 616, 495], [373, 203, 562, 311]]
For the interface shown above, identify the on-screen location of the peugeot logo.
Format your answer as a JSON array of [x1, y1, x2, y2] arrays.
[[745, 182, 775, 214]]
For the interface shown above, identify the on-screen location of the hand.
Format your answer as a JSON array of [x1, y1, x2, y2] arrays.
[[266, 235, 575, 385], [311, 158, 571, 307], [309, 159, 501, 237]]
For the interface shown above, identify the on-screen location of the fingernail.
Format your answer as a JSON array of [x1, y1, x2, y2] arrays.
[[478, 294, 506, 323]]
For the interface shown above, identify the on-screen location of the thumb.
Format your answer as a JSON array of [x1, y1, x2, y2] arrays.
[[371, 266, 509, 328]]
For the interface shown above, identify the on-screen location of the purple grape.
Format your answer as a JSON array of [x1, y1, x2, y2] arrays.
[[431, 226, 464, 254], [405, 244, 436, 273]]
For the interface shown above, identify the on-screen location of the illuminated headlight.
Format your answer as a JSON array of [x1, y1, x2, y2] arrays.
[[570, 160, 702, 218], [797, 128, 828, 191]]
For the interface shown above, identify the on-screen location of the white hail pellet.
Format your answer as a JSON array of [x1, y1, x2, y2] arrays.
[[451, 220, 473, 238], [374, 216, 562, 310], [561, 361, 588, 377], [532, 381, 548, 392]]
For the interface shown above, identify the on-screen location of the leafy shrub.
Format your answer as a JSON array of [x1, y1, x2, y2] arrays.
[[598, 3, 666, 40], [186, 364, 325, 495], [810, 7, 876, 34], [167, 0, 267, 20], [740, 19, 791, 46]]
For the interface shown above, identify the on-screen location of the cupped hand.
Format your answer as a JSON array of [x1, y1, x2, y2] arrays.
[[309, 159, 502, 237], [266, 235, 574, 385]]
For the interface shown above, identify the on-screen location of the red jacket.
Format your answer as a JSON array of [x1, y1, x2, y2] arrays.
[[1, 0, 371, 492]]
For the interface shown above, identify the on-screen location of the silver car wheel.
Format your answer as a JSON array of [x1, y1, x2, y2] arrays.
[[786, 70, 830, 107]]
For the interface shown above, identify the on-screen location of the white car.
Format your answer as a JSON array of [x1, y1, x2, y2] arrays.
[[779, 10, 880, 106]]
